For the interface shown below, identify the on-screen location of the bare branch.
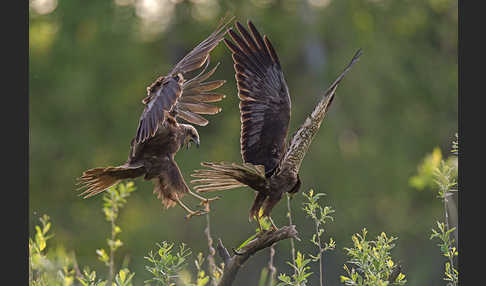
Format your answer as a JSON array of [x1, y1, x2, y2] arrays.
[[268, 244, 277, 286], [216, 225, 299, 286], [205, 214, 219, 286]]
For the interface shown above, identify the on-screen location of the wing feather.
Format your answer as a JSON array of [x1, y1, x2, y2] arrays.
[[224, 21, 291, 176], [169, 16, 233, 76], [135, 18, 232, 143], [173, 58, 226, 126], [135, 77, 182, 143]]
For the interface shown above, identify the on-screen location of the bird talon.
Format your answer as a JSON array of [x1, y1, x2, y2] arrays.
[[198, 195, 221, 206], [184, 209, 208, 220]]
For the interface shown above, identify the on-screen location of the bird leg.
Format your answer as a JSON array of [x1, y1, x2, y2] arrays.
[[175, 197, 208, 220], [267, 216, 278, 232], [187, 190, 221, 212], [255, 215, 265, 234]]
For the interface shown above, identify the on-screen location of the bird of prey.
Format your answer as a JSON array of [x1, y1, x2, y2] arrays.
[[190, 20, 362, 227], [77, 17, 233, 219]]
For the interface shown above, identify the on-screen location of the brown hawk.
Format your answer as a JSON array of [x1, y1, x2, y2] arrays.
[[77, 17, 233, 218], [191, 20, 362, 226]]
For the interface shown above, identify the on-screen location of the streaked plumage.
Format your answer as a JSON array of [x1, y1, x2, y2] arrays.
[[77, 18, 233, 218], [191, 20, 362, 222]]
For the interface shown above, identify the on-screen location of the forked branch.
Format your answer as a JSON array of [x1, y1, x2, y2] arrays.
[[216, 225, 299, 286]]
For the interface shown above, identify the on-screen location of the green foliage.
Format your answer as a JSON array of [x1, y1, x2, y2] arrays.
[[29, 214, 74, 286], [97, 182, 137, 284], [276, 189, 336, 286], [29, 214, 136, 286], [77, 267, 107, 286], [302, 189, 336, 262], [428, 135, 458, 286], [30, 0, 458, 284], [102, 181, 137, 224], [189, 253, 211, 286], [144, 241, 192, 286], [433, 158, 458, 201], [408, 147, 443, 191], [451, 133, 458, 156], [340, 229, 406, 286], [277, 252, 313, 286], [430, 223, 458, 285], [29, 182, 139, 286]]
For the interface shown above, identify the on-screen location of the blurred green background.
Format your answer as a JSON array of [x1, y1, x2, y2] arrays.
[[29, 0, 457, 285]]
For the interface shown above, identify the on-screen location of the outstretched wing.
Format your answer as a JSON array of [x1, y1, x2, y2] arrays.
[[174, 58, 226, 126], [135, 76, 182, 143], [224, 21, 291, 176], [153, 156, 190, 209], [168, 15, 234, 76], [279, 49, 363, 176], [135, 17, 233, 143]]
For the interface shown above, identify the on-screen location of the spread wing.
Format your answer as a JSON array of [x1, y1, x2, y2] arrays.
[[174, 58, 226, 126], [168, 15, 234, 76], [224, 21, 291, 176], [135, 76, 182, 143], [279, 49, 363, 176], [135, 17, 233, 143]]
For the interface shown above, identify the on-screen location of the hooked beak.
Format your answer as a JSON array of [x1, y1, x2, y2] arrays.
[[186, 137, 200, 150]]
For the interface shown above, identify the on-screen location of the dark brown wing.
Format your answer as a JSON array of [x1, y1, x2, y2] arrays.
[[224, 21, 291, 176], [174, 58, 226, 126], [135, 76, 182, 143], [135, 17, 232, 143], [168, 16, 233, 76], [153, 156, 190, 209]]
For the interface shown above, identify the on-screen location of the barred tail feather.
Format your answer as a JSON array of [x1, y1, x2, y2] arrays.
[[190, 161, 266, 193], [77, 164, 144, 198]]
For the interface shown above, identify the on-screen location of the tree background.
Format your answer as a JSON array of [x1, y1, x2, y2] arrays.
[[29, 0, 457, 285]]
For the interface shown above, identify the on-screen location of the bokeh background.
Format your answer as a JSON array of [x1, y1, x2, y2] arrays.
[[29, 0, 457, 285]]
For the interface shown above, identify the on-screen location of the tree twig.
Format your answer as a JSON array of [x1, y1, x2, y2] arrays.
[[205, 213, 219, 286], [286, 194, 296, 274], [216, 225, 299, 286], [267, 244, 276, 286]]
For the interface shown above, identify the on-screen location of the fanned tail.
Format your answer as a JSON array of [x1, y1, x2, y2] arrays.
[[76, 163, 144, 198], [190, 161, 266, 193]]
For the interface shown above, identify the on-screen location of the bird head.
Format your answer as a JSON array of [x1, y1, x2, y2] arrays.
[[182, 124, 200, 150]]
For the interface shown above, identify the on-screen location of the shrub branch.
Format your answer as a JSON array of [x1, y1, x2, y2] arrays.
[[216, 225, 299, 286]]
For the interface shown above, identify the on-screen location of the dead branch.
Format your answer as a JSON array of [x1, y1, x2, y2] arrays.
[[216, 225, 299, 286]]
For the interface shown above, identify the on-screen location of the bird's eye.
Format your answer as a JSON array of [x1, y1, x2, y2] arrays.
[[173, 74, 180, 81]]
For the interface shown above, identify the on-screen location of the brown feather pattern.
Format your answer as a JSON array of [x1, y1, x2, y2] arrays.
[[191, 20, 362, 219], [224, 21, 291, 175], [135, 17, 232, 143]]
